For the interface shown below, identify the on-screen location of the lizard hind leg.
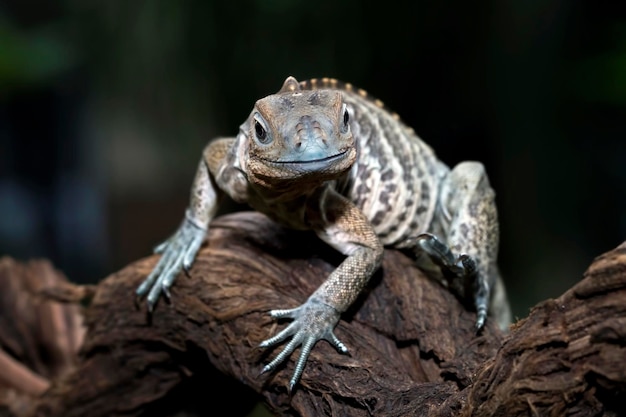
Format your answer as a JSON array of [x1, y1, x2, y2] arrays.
[[410, 161, 510, 332], [408, 233, 485, 329]]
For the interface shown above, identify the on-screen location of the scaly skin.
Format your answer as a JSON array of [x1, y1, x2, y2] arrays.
[[136, 76, 511, 391]]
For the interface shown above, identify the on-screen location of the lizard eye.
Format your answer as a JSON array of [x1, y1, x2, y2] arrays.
[[341, 104, 350, 133], [253, 116, 271, 144]]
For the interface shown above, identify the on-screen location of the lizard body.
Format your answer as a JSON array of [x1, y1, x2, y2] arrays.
[[136, 76, 511, 390]]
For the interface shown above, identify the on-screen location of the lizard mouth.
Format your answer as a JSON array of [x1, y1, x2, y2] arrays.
[[257, 149, 354, 176], [249, 147, 356, 186], [266, 149, 350, 166]]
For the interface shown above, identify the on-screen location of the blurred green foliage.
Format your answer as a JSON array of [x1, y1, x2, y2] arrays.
[[0, 14, 76, 90]]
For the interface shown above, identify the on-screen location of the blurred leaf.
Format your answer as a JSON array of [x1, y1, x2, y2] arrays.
[[0, 16, 76, 92]]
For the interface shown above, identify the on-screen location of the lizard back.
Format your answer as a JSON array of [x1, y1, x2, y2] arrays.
[[299, 78, 448, 248]]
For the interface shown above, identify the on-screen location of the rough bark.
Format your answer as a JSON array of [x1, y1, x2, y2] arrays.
[[0, 258, 85, 416], [0, 212, 624, 416]]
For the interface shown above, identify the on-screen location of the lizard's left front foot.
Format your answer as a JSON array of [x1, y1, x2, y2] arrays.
[[259, 297, 347, 391], [410, 233, 488, 331]]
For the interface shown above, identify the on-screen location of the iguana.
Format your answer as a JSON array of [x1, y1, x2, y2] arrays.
[[136, 76, 511, 390]]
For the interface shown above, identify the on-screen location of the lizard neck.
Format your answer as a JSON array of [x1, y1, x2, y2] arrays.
[[248, 175, 341, 204], [246, 181, 336, 230]]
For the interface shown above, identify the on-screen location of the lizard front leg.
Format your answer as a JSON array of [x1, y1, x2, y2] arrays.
[[260, 188, 383, 391], [136, 138, 234, 309], [410, 161, 511, 331]]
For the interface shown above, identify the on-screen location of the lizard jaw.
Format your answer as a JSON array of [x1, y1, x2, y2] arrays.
[[248, 147, 356, 186], [262, 149, 350, 172]]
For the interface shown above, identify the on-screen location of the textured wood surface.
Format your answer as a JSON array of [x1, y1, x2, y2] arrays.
[[0, 212, 624, 416], [0, 258, 84, 417]]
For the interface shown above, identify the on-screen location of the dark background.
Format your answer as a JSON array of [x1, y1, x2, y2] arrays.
[[1, 0, 625, 333]]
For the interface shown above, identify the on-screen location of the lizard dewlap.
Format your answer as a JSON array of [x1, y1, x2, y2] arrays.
[[136, 76, 511, 391]]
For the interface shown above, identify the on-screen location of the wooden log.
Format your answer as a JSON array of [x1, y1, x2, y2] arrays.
[[0, 212, 624, 416], [0, 258, 84, 417]]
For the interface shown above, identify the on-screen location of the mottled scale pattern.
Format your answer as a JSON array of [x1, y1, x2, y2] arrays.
[[300, 78, 447, 248], [137, 75, 509, 391]]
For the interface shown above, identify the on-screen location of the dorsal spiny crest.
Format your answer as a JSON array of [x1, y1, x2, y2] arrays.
[[296, 77, 405, 123], [279, 76, 301, 93]]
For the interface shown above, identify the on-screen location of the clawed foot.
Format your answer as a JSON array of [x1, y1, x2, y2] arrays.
[[410, 233, 488, 331], [135, 214, 206, 310], [259, 297, 347, 391]]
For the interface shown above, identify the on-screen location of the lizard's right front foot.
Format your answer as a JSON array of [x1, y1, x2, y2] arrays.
[[136, 214, 206, 310], [259, 297, 347, 391]]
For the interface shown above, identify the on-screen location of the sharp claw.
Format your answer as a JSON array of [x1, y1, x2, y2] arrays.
[[162, 286, 171, 300], [183, 252, 196, 273], [475, 313, 486, 333], [269, 307, 300, 319], [327, 331, 348, 353], [268, 309, 282, 318], [288, 379, 297, 394], [135, 286, 145, 298], [154, 241, 168, 254]]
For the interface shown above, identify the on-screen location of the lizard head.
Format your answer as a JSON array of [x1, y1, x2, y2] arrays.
[[246, 76, 357, 189]]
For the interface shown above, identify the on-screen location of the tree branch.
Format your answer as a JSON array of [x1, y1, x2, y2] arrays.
[[1, 212, 624, 416]]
